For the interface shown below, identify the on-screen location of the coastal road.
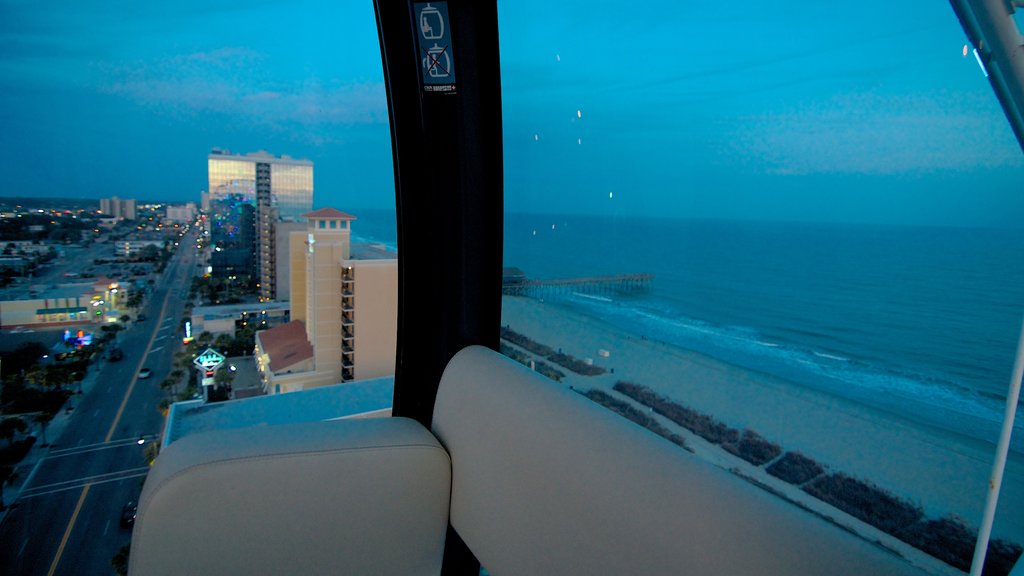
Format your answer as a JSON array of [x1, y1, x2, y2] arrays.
[[0, 235, 196, 575]]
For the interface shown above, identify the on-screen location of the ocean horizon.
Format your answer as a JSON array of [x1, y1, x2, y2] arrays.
[[352, 209, 1024, 451]]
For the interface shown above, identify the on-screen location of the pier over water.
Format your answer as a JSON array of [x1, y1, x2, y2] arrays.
[[502, 267, 653, 297]]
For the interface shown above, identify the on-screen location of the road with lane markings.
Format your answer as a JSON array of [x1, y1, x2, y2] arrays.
[[0, 234, 197, 575]]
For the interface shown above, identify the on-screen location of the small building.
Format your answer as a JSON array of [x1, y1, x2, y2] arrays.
[[1, 241, 56, 257], [165, 202, 197, 223], [190, 301, 291, 337], [254, 320, 314, 393], [0, 278, 124, 328], [115, 239, 164, 258]]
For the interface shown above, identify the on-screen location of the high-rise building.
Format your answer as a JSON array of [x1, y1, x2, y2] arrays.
[[207, 149, 312, 220], [254, 208, 398, 393], [99, 196, 137, 220], [256, 161, 276, 301], [209, 199, 256, 281], [207, 149, 313, 296]]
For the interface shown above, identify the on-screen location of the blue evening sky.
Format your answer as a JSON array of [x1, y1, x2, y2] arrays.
[[1, 0, 1022, 226]]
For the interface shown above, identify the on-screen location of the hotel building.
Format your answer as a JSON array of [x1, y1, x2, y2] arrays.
[[255, 208, 397, 394], [207, 149, 313, 300]]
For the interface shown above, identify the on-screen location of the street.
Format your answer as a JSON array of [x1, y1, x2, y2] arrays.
[[0, 233, 197, 575]]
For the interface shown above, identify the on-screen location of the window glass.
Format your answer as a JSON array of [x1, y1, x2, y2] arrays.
[[499, 1, 1024, 570], [0, 2, 395, 573]]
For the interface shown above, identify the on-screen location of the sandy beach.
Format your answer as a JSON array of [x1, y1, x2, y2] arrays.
[[501, 295, 1024, 553]]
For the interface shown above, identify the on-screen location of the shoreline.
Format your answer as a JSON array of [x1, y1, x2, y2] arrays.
[[500, 295, 1024, 548], [556, 292, 1024, 455]]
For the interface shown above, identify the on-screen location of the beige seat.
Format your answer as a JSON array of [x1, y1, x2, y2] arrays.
[[130, 417, 451, 575]]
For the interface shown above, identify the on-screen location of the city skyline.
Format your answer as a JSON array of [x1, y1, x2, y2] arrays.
[[1, 1, 1023, 227]]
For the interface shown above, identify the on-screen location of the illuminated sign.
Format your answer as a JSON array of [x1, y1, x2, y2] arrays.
[[63, 329, 93, 348], [193, 348, 226, 371], [182, 320, 193, 344]]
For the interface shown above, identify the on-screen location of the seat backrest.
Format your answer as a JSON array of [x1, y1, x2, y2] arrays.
[[130, 417, 451, 576], [432, 345, 925, 575]]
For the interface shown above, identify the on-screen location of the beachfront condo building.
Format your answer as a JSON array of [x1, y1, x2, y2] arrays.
[[207, 149, 314, 300], [255, 208, 397, 394]]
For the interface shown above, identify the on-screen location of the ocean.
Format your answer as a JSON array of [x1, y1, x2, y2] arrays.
[[352, 209, 1024, 451]]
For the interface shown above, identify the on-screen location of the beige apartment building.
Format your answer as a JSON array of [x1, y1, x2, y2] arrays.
[[255, 208, 397, 394]]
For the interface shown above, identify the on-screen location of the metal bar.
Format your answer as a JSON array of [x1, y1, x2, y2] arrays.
[[948, 0, 1024, 152], [970, 316, 1024, 575]]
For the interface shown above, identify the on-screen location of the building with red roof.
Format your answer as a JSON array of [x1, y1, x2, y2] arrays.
[[255, 208, 397, 394]]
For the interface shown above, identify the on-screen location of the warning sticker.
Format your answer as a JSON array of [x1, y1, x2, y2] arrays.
[[415, 2, 456, 94]]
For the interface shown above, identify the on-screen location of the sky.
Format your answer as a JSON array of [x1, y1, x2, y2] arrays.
[[1, 0, 1023, 227]]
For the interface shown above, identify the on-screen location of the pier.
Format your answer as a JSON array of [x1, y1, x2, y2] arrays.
[[502, 268, 653, 297]]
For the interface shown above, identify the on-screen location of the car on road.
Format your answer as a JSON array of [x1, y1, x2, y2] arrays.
[[136, 313, 147, 321], [120, 502, 137, 528], [138, 368, 152, 379], [108, 347, 123, 361]]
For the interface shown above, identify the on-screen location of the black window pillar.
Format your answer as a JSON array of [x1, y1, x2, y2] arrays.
[[375, 0, 503, 428]]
